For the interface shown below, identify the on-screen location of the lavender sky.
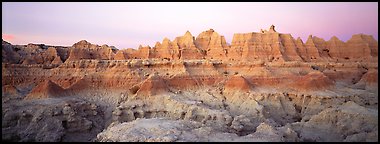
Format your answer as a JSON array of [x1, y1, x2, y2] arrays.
[[2, 2, 378, 49]]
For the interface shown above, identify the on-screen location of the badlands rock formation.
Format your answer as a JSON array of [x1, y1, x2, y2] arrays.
[[2, 25, 378, 142]]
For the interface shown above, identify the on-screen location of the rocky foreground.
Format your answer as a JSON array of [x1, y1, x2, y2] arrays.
[[2, 26, 378, 142]]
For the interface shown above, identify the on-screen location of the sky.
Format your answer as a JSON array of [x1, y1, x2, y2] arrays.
[[2, 2, 378, 49]]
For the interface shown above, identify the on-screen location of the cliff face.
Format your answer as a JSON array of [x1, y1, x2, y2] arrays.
[[229, 32, 285, 62], [326, 36, 345, 61], [303, 35, 323, 61], [174, 31, 205, 60], [2, 42, 69, 65], [279, 34, 303, 61], [343, 34, 373, 60], [195, 29, 229, 60], [66, 40, 117, 61], [2, 26, 377, 64], [150, 38, 174, 60]]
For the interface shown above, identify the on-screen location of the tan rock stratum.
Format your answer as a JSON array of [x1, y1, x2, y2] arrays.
[[2, 25, 378, 142]]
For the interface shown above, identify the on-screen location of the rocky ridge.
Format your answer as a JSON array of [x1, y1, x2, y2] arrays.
[[2, 26, 378, 142]]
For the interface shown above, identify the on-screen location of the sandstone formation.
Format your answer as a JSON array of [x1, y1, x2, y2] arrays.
[[304, 35, 323, 61], [2, 26, 377, 64], [114, 50, 128, 60], [24, 80, 66, 100], [134, 74, 169, 97], [2, 26, 378, 142], [150, 38, 177, 60], [344, 34, 373, 61], [195, 29, 229, 60], [291, 71, 335, 91], [223, 75, 252, 94], [66, 40, 117, 61], [175, 31, 205, 60]]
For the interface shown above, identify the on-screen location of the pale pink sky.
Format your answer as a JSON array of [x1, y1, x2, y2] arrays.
[[2, 2, 378, 49]]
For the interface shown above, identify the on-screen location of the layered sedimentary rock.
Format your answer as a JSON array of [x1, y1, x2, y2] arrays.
[[134, 74, 169, 97], [279, 34, 303, 61], [174, 31, 205, 60], [294, 37, 308, 61], [311, 36, 330, 60], [66, 40, 117, 61], [114, 50, 128, 60], [301, 34, 379, 62], [150, 38, 180, 60], [2, 42, 69, 65], [326, 36, 345, 61], [304, 35, 323, 61], [24, 80, 65, 100], [229, 31, 285, 62], [195, 29, 229, 60], [1, 26, 378, 142], [2, 25, 378, 63], [353, 69, 378, 90], [35, 47, 63, 65], [223, 75, 252, 93], [343, 34, 373, 61], [290, 71, 335, 91], [228, 25, 308, 62]]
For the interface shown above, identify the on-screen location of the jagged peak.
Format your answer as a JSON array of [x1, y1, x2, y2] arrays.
[[184, 30, 193, 37], [329, 36, 341, 42], [137, 45, 151, 50], [211, 31, 221, 38], [178, 30, 195, 46], [307, 35, 313, 40], [269, 25, 276, 32], [296, 37, 304, 43], [154, 42, 161, 48], [306, 35, 316, 45], [350, 33, 367, 40], [312, 36, 326, 42], [75, 40, 91, 45], [162, 38, 171, 46], [196, 29, 219, 39], [72, 40, 94, 48], [163, 37, 170, 42], [259, 25, 277, 33]]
